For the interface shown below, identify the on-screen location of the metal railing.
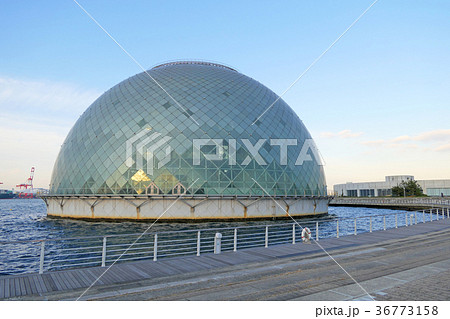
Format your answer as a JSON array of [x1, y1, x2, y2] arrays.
[[331, 197, 450, 208], [1, 207, 449, 276]]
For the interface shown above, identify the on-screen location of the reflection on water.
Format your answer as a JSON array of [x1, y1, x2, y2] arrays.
[[0, 199, 408, 275]]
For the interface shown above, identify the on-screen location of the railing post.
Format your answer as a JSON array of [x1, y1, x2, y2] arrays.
[[233, 228, 237, 251], [153, 234, 158, 261], [423, 210, 425, 223], [316, 221, 319, 241], [292, 224, 296, 244], [410, 214, 413, 226], [336, 220, 339, 238], [370, 216, 372, 232], [415, 211, 417, 225], [197, 231, 201, 256], [39, 241, 45, 274], [405, 213, 408, 226], [383, 215, 386, 230], [265, 226, 269, 248], [430, 210, 432, 222], [437, 209, 439, 220], [395, 214, 398, 228], [442, 209, 445, 220], [101, 237, 107, 267], [214, 233, 222, 254], [447, 208, 449, 219], [354, 218, 357, 235]]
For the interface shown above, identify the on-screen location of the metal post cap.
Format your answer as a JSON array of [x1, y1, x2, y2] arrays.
[[215, 233, 222, 239]]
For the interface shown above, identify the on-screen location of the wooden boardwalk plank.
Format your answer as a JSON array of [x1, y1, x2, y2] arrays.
[[28, 276, 39, 295], [0, 279, 5, 299], [42, 274, 57, 292], [70, 270, 92, 287], [14, 277, 22, 296], [133, 262, 171, 278], [119, 265, 144, 281], [57, 272, 72, 290], [64, 271, 82, 289], [126, 264, 152, 279], [86, 269, 105, 286], [32, 275, 45, 294], [105, 267, 128, 283], [173, 257, 214, 271], [98, 268, 124, 285], [160, 259, 199, 273], [112, 267, 136, 283], [23, 276, 32, 295], [77, 269, 95, 283], [50, 273, 66, 291], [5, 278, 11, 299], [148, 262, 183, 276]]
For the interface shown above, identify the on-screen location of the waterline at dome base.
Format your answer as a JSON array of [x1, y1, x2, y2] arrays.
[[42, 195, 331, 221]]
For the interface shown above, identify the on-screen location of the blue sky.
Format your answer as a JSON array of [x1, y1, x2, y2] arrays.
[[1, 0, 449, 190]]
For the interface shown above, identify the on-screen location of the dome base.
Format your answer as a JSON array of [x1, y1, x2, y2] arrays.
[[42, 195, 331, 221]]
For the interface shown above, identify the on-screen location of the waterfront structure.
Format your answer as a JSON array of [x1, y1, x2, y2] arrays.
[[44, 61, 328, 220], [334, 175, 450, 197], [0, 189, 16, 199]]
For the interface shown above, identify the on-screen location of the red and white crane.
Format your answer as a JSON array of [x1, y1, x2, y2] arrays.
[[16, 167, 35, 198]]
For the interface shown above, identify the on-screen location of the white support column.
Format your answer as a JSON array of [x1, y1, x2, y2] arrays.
[[354, 218, 357, 235], [101, 237, 107, 267], [233, 228, 237, 251], [265, 226, 269, 248], [153, 234, 158, 261], [214, 233, 222, 254], [292, 224, 296, 244], [316, 222, 319, 241], [197, 231, 201, 256]]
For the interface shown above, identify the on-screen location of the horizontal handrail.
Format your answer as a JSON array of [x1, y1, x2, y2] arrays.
[[0, 210, 432, 245], [1, 207, 449, 276]]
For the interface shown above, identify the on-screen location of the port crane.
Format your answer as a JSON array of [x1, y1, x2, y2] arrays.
[[16, 167, 35, 198]]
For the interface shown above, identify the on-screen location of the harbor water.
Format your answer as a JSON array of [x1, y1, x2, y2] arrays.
[[1, 199, 411, 275]]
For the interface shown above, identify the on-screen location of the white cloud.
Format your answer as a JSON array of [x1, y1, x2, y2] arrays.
[[0, 76, 101, 115], [389, 129, 450, 143], [0, 76, 102, 189], [362, 129, 450, 152], [435, 143, 450, 152], [320, 129, 363, 139]]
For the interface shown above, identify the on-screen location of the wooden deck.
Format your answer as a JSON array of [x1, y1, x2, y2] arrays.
[[1, 219, 450, 300]]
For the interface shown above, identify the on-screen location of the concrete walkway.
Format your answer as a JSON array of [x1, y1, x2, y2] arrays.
[[1, 218, 450, 301]]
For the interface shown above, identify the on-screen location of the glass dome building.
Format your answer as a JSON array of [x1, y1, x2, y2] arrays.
[[44, 61, 329, 220]]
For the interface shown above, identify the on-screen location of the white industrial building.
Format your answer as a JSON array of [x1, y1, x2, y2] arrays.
[[334, 175, 450, 197]]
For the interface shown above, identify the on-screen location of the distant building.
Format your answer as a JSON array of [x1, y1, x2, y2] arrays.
[[334, 175, 450, 197]]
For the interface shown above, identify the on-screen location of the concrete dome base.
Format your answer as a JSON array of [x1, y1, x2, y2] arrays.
[[42, 195, 330, 221]]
